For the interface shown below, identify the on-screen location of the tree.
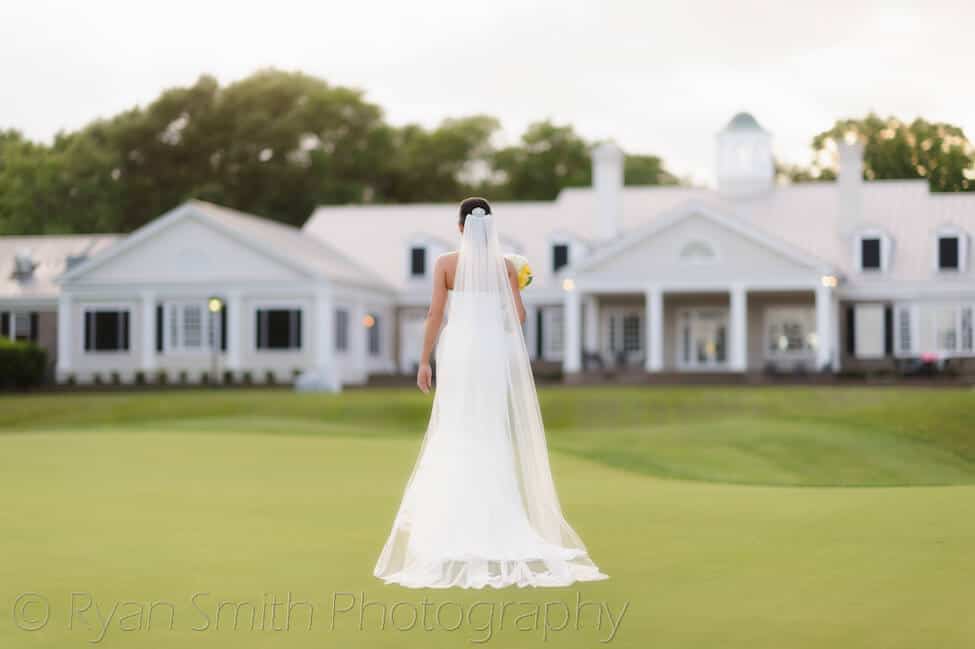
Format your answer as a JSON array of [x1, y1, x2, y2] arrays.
[[489, 121, 592, 201], [624, 154, 679, 186], [793, 114, 975, 192]]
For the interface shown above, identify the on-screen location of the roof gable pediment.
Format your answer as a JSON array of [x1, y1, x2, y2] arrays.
[[574, 201, 836, 285]]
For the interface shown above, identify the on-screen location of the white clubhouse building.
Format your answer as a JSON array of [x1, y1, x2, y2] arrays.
[[2, 113, 974, 386]]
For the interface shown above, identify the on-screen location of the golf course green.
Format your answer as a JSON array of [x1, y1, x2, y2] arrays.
[[1, 386, 972, 648]]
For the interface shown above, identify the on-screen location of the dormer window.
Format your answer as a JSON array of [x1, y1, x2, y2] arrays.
[[860, 238, 881, 270], [935, 228, 967, 272], [409, 246, 426, 277], [855, 231, 890, 273], [553, 243, 569, 272]]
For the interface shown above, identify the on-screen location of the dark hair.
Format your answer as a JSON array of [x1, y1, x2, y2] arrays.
[[458, 197, 491, 226]]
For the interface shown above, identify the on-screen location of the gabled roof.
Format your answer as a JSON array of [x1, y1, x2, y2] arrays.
[[572, 199, 838, 276], [0, 234, 119, 302], [59, 201, 394, 293]]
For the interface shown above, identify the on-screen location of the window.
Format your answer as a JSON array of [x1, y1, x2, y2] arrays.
[[679, 240, 717, 263], [552, 243, 569, 272], [607, 311, 642, 353], [545, 307, 564, 357], [1, 311, 37, 342], [410, 246, 426, 277], [335, 308, 349, 352], [165, 302, 217, 352], [84, 309, 129, 351], [860, 238, 881, 270], [962, 307, 974, 352], [367, 314, 381, 355], [896, 305, 914, 355], [765, 307, 816, 357], [256, 308, 302, 350], [678, 309, 728, 368], [938, 236, 960, 270], [914, 302, 975, 356]]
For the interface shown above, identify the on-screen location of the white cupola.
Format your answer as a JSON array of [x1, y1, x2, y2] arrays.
[[716, 112, 774, 198]]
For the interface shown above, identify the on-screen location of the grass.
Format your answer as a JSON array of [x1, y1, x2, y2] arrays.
[[0, 386, 973, 648]]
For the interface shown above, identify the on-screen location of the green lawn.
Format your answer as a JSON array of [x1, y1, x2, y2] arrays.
[[1, 387, 973, 648]]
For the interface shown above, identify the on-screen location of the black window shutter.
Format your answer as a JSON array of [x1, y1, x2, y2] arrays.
[[84, 312, 93, 351], [256, 310, 263, 350], [29, 312, 39, 342], [1, 312, 8, 339], [156, 305, 164, 352], [536, 309, 544, 359], [295, 310, 302, 349], [121, 311, 130, 350], [884, 306, 894, 356], [220, 302, 227, 351], [845, 306, 856, 356]]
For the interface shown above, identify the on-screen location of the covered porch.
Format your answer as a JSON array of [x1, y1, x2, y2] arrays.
[[561, 282, 839, 377]]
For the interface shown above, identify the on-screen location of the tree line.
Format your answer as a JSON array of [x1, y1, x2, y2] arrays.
[[0, 69, 677, 235], [1, 69, 972, 235]]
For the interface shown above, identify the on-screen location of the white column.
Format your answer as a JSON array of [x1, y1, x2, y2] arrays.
[[563, 289, 582, 374], [140, 289, 156, 372], [225, 290, 242, 371], [645, 286, 663, 372], [815, 283, 834, 371], [583, 295, 599, 354], [729, 283, 748, 372], [56, 292, 72, 376]]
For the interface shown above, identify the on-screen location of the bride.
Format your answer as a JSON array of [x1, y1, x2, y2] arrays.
[[374, 197, 608, 589]]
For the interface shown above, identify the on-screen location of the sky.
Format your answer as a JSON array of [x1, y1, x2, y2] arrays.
[[2, 0, 973, 185]]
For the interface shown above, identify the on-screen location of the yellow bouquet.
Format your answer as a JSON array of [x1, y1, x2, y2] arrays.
[[505, 254, 533, 289]]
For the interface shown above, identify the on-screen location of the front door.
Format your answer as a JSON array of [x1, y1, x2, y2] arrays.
[[677, 308, 729, 369], [601, 307, 643, 366]]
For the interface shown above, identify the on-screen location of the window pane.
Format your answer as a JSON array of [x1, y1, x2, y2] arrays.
[[935, 305, 957, 352], [94, 311, 122, 350], [962, 307, 973, 352], [410, 247, 426, 276], [861, 238, 881, 270], [938, 237, 959, 270], [335, 309, 349, 351], [257, 309, 301, 350], [182, 305, 204, 349], [12, 312, 31, 341], [623, 315, 641, 352], [897, 307, 912, 354], [368, 314, 381, 355], [553, 244, 569, 272]]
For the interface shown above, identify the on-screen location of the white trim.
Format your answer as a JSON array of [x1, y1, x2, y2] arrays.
[[933, 226, 968, 273], [853, 228, 892, 274]]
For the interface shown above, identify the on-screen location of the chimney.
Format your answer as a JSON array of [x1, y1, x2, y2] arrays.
[[592, 141, 623, 241], [837, 139, 864, 228], [12, 248, 36, 280]]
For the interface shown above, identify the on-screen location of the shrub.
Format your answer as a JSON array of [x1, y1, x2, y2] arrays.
[[265, 370, 276, 385], [200, 371, 210, 385], [134, 371, 146, 385], [110, 371, 121, 385], [178, 370, 189, 385], [0, 339, 47, 389], [242, 371, 253, 385], [223, 370, 234, 385], [156, 369, 168, 385]]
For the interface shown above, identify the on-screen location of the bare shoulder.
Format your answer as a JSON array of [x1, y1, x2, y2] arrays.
[[436, 251, 459, 270]]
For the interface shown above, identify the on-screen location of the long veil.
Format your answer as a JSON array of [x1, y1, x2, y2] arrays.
[[374, 208, 607, 588]]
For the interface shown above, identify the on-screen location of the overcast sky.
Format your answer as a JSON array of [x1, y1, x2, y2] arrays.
[[2, 1, 973, 184]]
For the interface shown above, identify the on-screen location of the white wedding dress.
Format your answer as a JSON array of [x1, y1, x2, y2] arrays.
[[374, 210, 608, 589]]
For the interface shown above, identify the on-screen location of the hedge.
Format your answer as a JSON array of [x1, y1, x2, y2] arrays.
[[0, 338, 48, 389]]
